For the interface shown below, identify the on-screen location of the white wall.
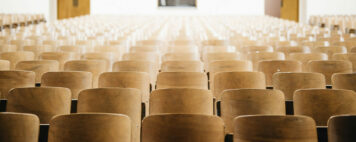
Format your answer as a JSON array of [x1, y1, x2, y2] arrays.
[[91, 0, 265, 15], [0, 0, 51, 20], [306, 0, 356, 17]]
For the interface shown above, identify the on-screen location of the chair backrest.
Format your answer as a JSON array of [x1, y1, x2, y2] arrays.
[[332, 73, 356, 92], [308, 60, 353, 85], [213, 72, 266, 100], [289, 53, 328, 71], [275, 46, 310, 58], [234, 115, 318, 142], [328, 115, 356, 142], [208, 60, 252, 74], [150, 88, 213, 115], [0, 51, 35, 69], [258, 60, 302, 86], [273, 72, 326, 100], [77, 88, 141, 142], [59, 45, 82, 53], [332, 53, 356, 72], [99, 72, 150, 103], [0, 112, 39, 142], [7, 87, 71, 124], [294, 89, 356, 126], [313, 46, 347, 58], [122, 52, 160, 63], [41, 71, 92, 99], [204, 52, 241, 65], [113, 61, 158, 84], [162, 52, 200, 62], [247, 52, 285, 71], [142, 114, 225, 142], [40, 52, 81, 70], [242, 45, 273, 53], [82, 52, 120, 70], [0, 70, 35, 99], [48, 113, 131, 142], [0, 60, 10, 70], [156, 72, 208, 90], [161, 61, 203, 72], [221, 89, 285, 133], [64, 60, 107, 88], [15, 60, 59, 83], [23, 45, 54, 59]]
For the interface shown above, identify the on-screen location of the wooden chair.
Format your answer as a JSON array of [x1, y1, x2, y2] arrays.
[[273, 72, 326, 100], [0, 51, 35, 69], [77, 88, 141, 142], [59, 45, 83, 53], [122, 52, 160, 63], [15, 60, 59, 83], [213, 72, 266, 100], [275, 46, 310, 59], [161, 61, 203, 72], [162, 53, 200, 62], [40, 52, 81, 70], [308, 60, 353, 85], [0, 60, 10, 70], [142, 114, 225, 142], [333, 53, 356, 72], [0, 112, 39, 142], [0, 44, 17, 52], [313, 46, 347, 59], [48, 113, 131, 142], [289, 53, 328, 71], [221, 89, 285, 134], [258, 60, 302, 87], [130, 46, 159, 53], [64, 60, 107, 88], [242, 45, 273, 53], [328, 115, 356, 142], [332, 73, 356, 92], [0, 71, 35, 99], [41, 71, 92, 99], [113, 61, 158, 85], [150, 88, 213, 115], [82, 52, 120, 71], [247, 52, 285, 71], [234, 115, 318, 142], [7, 87, 71, 124], [204, 52, 241, 65], [156, 72, 208, 90], [294, 89, 356, 126], [99, 72, 150, 103], [23, 45, 54, 59]]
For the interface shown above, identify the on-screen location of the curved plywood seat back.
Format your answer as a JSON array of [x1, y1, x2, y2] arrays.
[[48, 113, 131, 142], [77, 88, 141, 142], [156, 72, 208, 90], [0, 60, 10, 70], [7, 87, 71, 124], [332, 53, 356, 72], [142, 114, 225, 142], [162, 53, 200, 62], [308, 60, 352, 85], [247, 52, 285, 71], [40, 52, 81, 70], [273, 72, 326, 100], [275, 46, 310, 58], [294, 89, 356, 126], [328, 115, 356, 142], [0, 51, 35, 69], [161, 61, 203, 72], [0, 71, 35, 99], [204, 52, 241, 65], [64, 60, 107, 87], [234, 115, 318, 142], [213, 72, 266, 100], [99, 72, 150, 103], [0, 112, 40, 142], [122, 52, 160, 63], [242, 45, 273, 53], [221, 89, 285, 134], [112, 61, 158, 85], [289, 53, 328, 72], [15, 60, 59, 83], [208, 60, 253, 81], [258, 60, 302, 86], [313, 46, 347, 58], [150, 88, 213, 115], [23, 45, 54, 59], [332, 73, 356, 92], [41, 71, 92, 99], [82, 52, 120, 70]]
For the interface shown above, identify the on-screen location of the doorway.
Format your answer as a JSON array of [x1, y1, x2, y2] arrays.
[[57, 0, 90, 20], [280, 0, 299, 22]]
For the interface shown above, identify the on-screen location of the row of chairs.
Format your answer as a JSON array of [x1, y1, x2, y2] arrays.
[[0, 14, 45, 30], [309, 15, 356, 33]]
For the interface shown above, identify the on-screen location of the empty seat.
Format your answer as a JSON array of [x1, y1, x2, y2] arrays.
[[77, 88, 141, 142], [273, 72, 326, 100], [333, 53, 356, 72], [99, 72, 150, 103], [7, 87, 71, 124], [41, 71, 92, 99], [242, 45, 273, 53], [275, 46, 310, 58], [59, 45, 83, 53], [161, 61, 203, 72], [289, 53, 328, 71], [294, 89, 356, 126], [328, 115, 356, 142], [332, 73, 356, 92], [213, 72, 266, 100], [162, 53, 200, 62], [64, 60, 107, 87], [247, 52, 285, 71], [0, 112, 39, 142], [82, 52, 120, 71], [156, 72, 208, 90], [204, 52, 241, 67], [23, 45, 54, 59], [0, 71, 35, 99], [123, 52, 160, 63], [221, 89, 285, 134], [113, 61, 158, 85], [0, 60, 10, 70], [208, 60, 252, 76], [234, 115, 318, 142], [40, 52, 81, 70], [313, 46, 347, 59], [150, 88, 213, 115], [258, 60, 302, 86], [48, 113, 131, 142], [308, 60, 353, 85], [142, 114, 225, 142], [0, 51, 35, 69], [15, 60, 59, 83]]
